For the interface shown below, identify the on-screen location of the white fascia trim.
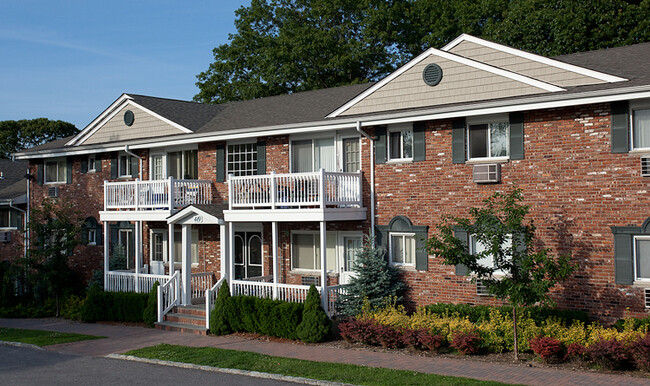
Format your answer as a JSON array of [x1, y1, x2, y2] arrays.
[[442, 34, 627, 83], [75, 99, 193, 146], [328, 47, 565, 118], [167, 206, 223, 225], [66, 94, 133, 146]]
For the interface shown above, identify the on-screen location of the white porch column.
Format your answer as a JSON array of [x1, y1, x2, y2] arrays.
[[168, 223, 175, 276], [320, 221, 328, 311], [103, 221, 109, 291], [272, 221, 278, 300], [181, 224, 192, 305], [228, 222, 235, 294], [220, 223, 227, 281], [135, 221, 142, 293]]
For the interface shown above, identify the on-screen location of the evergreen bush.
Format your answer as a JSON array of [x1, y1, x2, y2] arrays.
[[142, 281, 159, 328], [80, 284, 105, 322], [296, 285, 331, 343], [209, 280, 232, 335], [80, 284, 149, 323]]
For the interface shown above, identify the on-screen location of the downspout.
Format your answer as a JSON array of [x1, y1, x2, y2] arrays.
[[25, 169, 30, 258], [356, 121, 375, 242], [123, 145, 143, 178]]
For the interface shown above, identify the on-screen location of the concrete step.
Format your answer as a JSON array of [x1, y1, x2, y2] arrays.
[[173, 304, 206, 317], [155, 321, 208, 335], [164, 312, 206, 327]]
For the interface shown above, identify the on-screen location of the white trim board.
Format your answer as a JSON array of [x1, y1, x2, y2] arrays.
[[167, 206, 224, 225], [442, 34, 628, 84], [327, 46, 565, 118]]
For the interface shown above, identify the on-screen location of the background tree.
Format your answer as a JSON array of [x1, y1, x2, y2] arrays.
[[0, 118, 78, 158], [196, 0, 650, 104], [426, 189, 575, 360], [27, 198, 83, 316]]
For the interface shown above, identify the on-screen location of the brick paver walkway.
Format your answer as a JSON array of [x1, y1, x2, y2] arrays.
[[1, 318, 648, 386]]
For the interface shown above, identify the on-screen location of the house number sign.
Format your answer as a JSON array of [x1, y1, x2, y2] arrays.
[[193, 215, 203, 223]]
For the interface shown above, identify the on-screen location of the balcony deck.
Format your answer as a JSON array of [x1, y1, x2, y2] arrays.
[[224, 170, 366, 222]]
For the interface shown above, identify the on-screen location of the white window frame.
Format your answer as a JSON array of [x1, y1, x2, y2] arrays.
[[44, 158, 67, 184], [387, 123, 413, 162], [634, 235, 650, 282], [290, 133, 337, 173], [227, 141, 258, 177], [87, 229, 97, 246], [629, 100, 650, 152], [339, 135, 362, 172], [0, 208, 20, 230], [466, 114, 510, 161], [173, 228, 199, 266], [88, 155, 96, 173], [118, 154, 132, 178], [337, 232, 364, 272], [469, 234, 512, 276], [290, 230, 338, 273], [388, 232, 415, 267], [147, 146, 199, 181]]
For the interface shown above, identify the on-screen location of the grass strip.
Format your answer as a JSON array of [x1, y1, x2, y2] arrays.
[[0, 327, 104, 346], [126, 343, 510, 386]]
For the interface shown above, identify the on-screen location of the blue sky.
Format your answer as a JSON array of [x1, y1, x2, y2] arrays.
[[0, 1, 250, 129]]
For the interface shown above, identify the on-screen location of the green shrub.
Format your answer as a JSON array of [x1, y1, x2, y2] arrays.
[[425, 303, 589, 326], [210, 280, 232, 335], [142, 282, 159, 328], [61, 295, 85, 320], [80, 284, 106, 322], [80, 284, 149, 323], [296, 285, 331, 343]]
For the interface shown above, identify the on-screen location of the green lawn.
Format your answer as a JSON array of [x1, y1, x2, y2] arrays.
[[126, 344, 510, 386], [0, 327, 104, 346]]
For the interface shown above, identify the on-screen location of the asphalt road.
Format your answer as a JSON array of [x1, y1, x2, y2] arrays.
[[0, 345, 297, 386]]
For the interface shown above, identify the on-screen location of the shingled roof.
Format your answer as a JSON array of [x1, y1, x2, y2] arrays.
[[0, 159, 27, 200]]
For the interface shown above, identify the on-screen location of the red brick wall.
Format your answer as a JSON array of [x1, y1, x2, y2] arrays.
[[0, 228, 24, 262]]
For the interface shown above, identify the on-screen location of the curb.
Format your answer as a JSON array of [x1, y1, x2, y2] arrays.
[[105, 354, 354, 386], [0, 340, 45, 351]]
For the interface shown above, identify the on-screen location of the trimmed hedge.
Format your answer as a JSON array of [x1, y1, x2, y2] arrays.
[[425, 303, 589, 326], [80, 284, 150, 324]]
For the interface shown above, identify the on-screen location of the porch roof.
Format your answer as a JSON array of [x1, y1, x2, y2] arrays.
[[167, 204, 224, 225]]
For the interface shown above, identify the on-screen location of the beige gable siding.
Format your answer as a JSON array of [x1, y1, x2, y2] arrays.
[[449, 40, 607, 87], [340, 55, 544, 116], [83, 104, 184, 145]]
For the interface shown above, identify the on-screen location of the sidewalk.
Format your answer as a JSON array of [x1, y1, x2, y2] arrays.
[[1, 318, 648, 386]]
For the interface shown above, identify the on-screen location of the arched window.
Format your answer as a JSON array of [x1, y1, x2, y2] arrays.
[[81, 217, 102, 246], [376, 216, 428, 271]]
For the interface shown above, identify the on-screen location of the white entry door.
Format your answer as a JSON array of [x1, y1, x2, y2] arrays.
[[150, 230, 168, 275], [339, 235, 362, 285]]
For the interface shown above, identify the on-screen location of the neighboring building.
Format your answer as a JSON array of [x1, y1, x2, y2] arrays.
[[13, 34, 650, 324], [0, 159, 27, 261]]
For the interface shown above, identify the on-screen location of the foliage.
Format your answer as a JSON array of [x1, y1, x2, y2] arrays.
[[450, 330, 483, 355], [87, 269, 104, 289], [425, 303, 589, 326], [109, 244, 127, 271], [210, 280, 232, 335], [142, 281, 159, 328], [0, 118, 78, 158], [0, 303, 55, 318], [27, 198, 84, 316], [60, 294, 85, 321], [296, 285, 331, 343], [529, 336, 564, 363], [584, 338, 632, 370], [0, 327, 102, 347], [80, 284, 150, 323], [336, 237, 406, 316], [631, 333, 650, 372], [565, 342, 587, 361], [196, 1, 650, 104], [0, 260, 23, 308]]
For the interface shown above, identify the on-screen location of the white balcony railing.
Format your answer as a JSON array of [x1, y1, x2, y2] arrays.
[[104, 177, 212, 211], [228, 169, 362, 210]]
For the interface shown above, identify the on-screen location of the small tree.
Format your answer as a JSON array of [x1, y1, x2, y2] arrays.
[[426, 188, 575, 361], [27, 198, 83, 316], [296, 284, 331, 343], [337, 236, 406, 317], [210, 280, 232, 335]]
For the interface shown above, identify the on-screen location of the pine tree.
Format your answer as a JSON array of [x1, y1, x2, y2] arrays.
[[336, 237, 406, 317], [296, 284, 331, 343], [210, 280, 232, 335]]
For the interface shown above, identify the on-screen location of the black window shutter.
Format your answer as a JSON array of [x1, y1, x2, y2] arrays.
[[81, 159, 88, 174], [95, 157, 102, 172], [96, 223, 103, 246], [375, 126, 387, 164], [256, 140, 266, 175], [611, 101, 630, 154], [415, 228, 429, 271], [110, 225, 118, 254], [37, 163, 44, 186], [81, 226, 88, 244], [66, 157, 73, 184], [130, 156, 139, 179], [413, 121, 426, 162], [614, 233, 634, 285], [375, 225, 389, 262], [453, 227, 469, 275], [509, 112, 525, 160], [110, 153, 118, 179], [216, 144, 225, 182], [452, 118, 466, 164]]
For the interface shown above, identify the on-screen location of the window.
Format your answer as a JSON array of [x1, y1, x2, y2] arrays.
[[227, 143, 257, 176], [388, 128, 413, 161], [632, 109, 650, 150], [45, 159, 66, 183], [389, 233, 415, 266], [291, 138, 335, 172], [151, 231, 165, 262], [173, 229, 199, 265], [118, 155, 132, 177], [149, 149, 198, 180], [468, 122, 509, 159], [343, 138, 361, 172], [0, 208, 21, 229], [151, 154, 164, 180], [291, 231, 336, 271], [635, 236, 650, 281], [469, 234, 512, 275], [88, 155, 96, 172], [343, 236, 363, 271]]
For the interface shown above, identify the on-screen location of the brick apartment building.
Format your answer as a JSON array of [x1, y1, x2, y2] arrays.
[[14, 34, 650, 324]]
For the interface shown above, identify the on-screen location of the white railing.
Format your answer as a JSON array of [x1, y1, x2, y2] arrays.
[[327, 285, 348, 317], [105, 271, 171, 293], [205, 276, 226, 329], [157, 271, 181, 323], [228, 169, 362, 210], [191, 272, 213, 299], [104, 177, 212, 210], [232, 280, 275, 298]]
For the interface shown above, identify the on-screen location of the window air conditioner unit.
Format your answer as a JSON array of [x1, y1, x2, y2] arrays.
[[473, 164, 501, 184], [48, 187, 59, 198], [301, 276, 320, 287], [476, 280, 490, 296], [641, 156, 650, 177], [645, 288, 650, 309], [0, 231, 10, 242]]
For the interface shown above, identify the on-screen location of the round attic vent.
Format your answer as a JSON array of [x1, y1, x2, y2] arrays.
[[423, 63, 443, 86], [124, 110, 135, 126]]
